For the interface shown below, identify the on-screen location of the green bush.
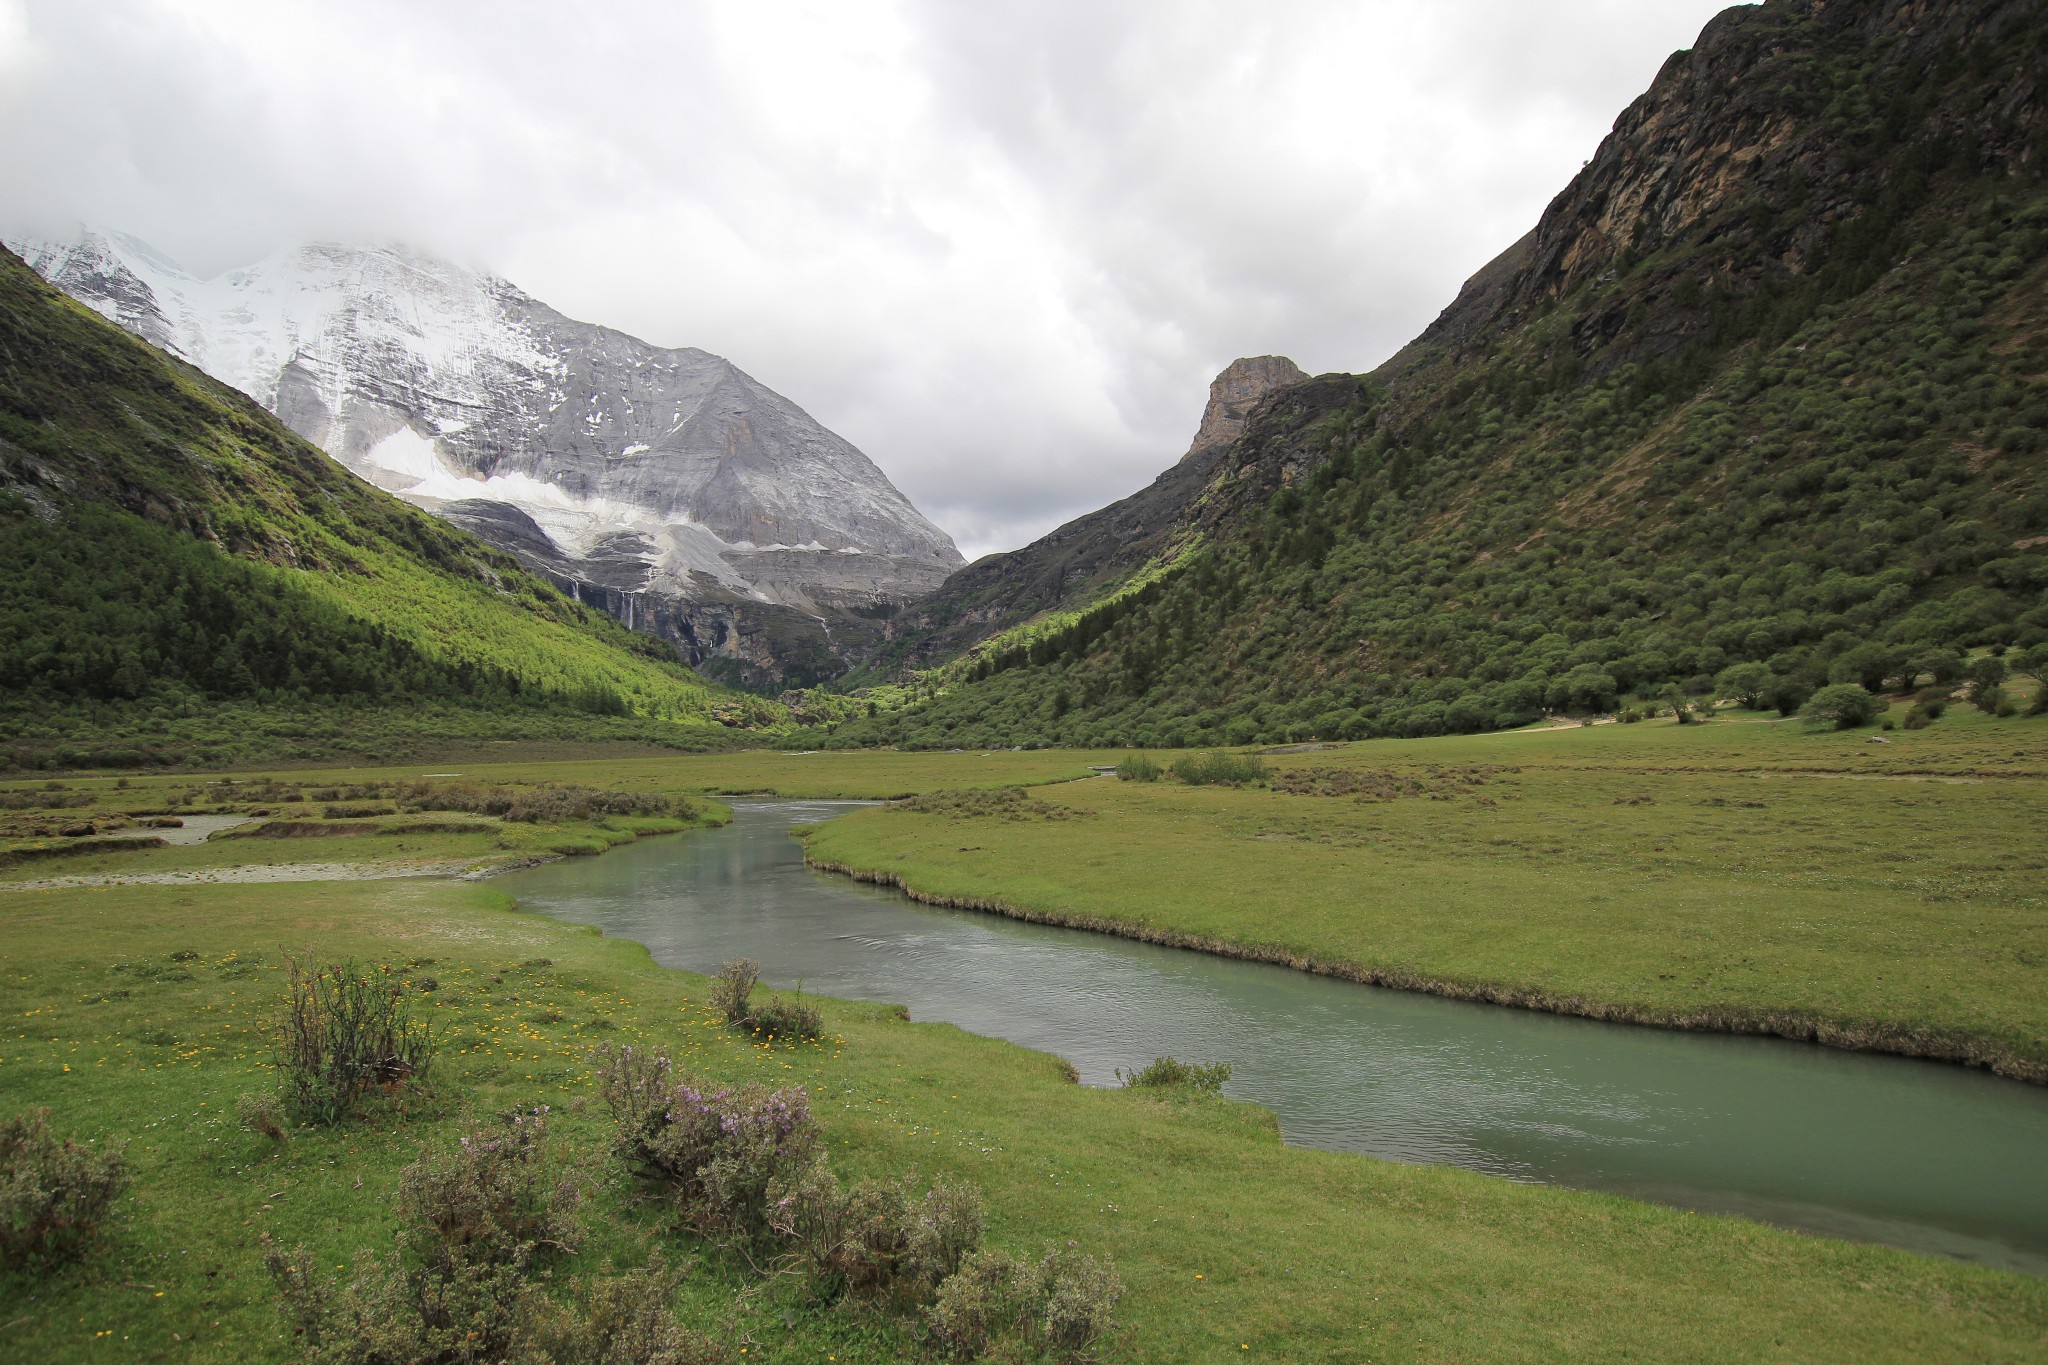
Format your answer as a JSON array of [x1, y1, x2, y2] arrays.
[[0, 1108, 127, 1270], [1168, 752, 1268, 786], [926, 1244, 1125, 1364], [708, 959, 760, 1026], [594, 1046, 821, 1245], [1966, 657, 2009, 712], [394, 1108, 583, 1272], [708, 959, 823, 1040], [267, 1238, 533, 1365], [521, 1252, 725, 1365], [236, 1091, 289, 1143], [1799, 684, 1881, 730], [1116, 1057, 1233, 1092], [769, 1165, 985, 1304], [1115, 753, 1162, 781], [746, 995, 823, 1042], [266, 1108, 618, 1364], [276, 957, 436, 1125]]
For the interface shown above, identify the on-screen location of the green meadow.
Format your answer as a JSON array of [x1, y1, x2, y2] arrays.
[[4, 875, 2047, 1364], [1, 711, 2046, 1361], [803, 709, 2048, 1081]]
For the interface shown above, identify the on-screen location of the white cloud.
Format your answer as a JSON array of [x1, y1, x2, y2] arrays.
[[1, 0, 1742, 560]]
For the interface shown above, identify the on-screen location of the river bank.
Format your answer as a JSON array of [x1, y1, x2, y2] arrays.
[[794, 718, 2048, 1088], [6, 863, 2047, 1363], [803, 851, 2048, 1084]]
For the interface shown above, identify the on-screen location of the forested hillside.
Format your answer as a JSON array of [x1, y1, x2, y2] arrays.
[[0, 250, 773, 768], [825, 0, 2048, 750]]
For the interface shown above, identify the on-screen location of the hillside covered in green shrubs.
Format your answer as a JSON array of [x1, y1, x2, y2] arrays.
[[822, 0, 2048, 750]]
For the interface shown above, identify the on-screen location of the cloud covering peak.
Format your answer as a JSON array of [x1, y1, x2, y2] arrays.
[[0, 0, 1741, 558]]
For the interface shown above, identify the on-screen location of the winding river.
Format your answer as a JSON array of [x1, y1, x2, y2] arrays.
[[504, 800, 2048, 1275]]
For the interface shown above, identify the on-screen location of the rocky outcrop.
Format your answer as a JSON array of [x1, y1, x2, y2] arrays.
[[1181, 356, 1308, 462], [854, 357, 1311, 676], [11, 230, 962, 683]]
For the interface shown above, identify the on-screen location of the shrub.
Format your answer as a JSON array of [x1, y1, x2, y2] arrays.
[[237, 1091, 290, 1143], [771, 1166, 985, 1303], [1169, 752, 1268, 786], [899, 788, 1082, 820], [594, 1047, 821, 1244], [1714, 661, 1772, 709], [1764, 675, 1813, 717], [395, 1108, 582, 1271], [522, 1251, 726, 1365], [1116, 1057, 1233, 1092], [747, 995, 823, 1042], [267, 1237, 532, 1365], [1115, 753, 1162, 782], [709, 959, 760, 1026], [1798, 683, 1880, 730], [0, 1108, 128, 1269], [277, 956, 436, 1124], [927, 1244, 1124, 1364], [709, 959, 822, 1040], [266, 1109, 600, 1365]]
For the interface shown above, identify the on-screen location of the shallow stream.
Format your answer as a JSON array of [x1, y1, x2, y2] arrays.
[[504, 800, 2048, 1274]]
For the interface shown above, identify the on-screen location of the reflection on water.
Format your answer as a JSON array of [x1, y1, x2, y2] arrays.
[[505, 801, 2048, 1274]]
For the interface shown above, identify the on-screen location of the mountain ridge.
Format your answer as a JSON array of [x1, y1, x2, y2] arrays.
[[848, 354, 1315, 680], [13, 228, 961, 687], [816, 0, 2048, 749], [0, 245, 774, 768]]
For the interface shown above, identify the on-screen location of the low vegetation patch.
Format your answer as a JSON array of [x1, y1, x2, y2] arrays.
[[263, 1108, 720, 1365], [771, 1167, 985, 1307], [593, 1043, 1118, 1355], [1168, 752, 1268, 787], [707, 959, 824, 1042], [1116, 1057, 1233, 1092], [277, 956, 437, 1124], [1114, 753, 1162, 782], [1270, 762, 1514, 800], [927, 1244, 1125, 1365], [0, 1108, 127, 1270], [898, 787, 1086, 820]]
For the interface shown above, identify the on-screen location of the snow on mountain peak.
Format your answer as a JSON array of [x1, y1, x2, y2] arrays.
[[10, 227, 962, 623]]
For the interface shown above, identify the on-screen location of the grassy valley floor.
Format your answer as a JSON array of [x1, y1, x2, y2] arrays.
[[800, 711, 2048, 1081], [3, 876, 2047, 1363], [1, 720, 2045, 1361]]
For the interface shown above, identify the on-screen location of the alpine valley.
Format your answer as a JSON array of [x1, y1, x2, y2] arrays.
[[8, 4, 2048, 1364]]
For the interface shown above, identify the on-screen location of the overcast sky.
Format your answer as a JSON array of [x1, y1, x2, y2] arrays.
[[1, 0, 1741, 560]]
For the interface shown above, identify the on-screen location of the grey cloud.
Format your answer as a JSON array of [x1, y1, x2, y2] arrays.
[[1, 0, 1742, 561]]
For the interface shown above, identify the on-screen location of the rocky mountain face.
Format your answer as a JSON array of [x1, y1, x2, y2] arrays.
[[1390, 0, 2046, 378], [11, 231, 961, 687], [1180, 356, 1308, 462], [850, 356, 1311, 678]]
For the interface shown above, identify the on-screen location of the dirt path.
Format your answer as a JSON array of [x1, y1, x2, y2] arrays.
[[0, 855, 544, 893]]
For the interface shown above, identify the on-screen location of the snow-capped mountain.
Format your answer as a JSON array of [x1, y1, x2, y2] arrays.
[[12, 227, 962, 682]]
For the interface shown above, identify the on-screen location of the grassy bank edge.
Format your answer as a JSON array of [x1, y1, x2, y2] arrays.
[[799, 848, 2048, 1086]]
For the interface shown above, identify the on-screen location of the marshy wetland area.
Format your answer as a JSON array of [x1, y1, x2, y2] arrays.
[[2, 710, 2046, 1363]]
